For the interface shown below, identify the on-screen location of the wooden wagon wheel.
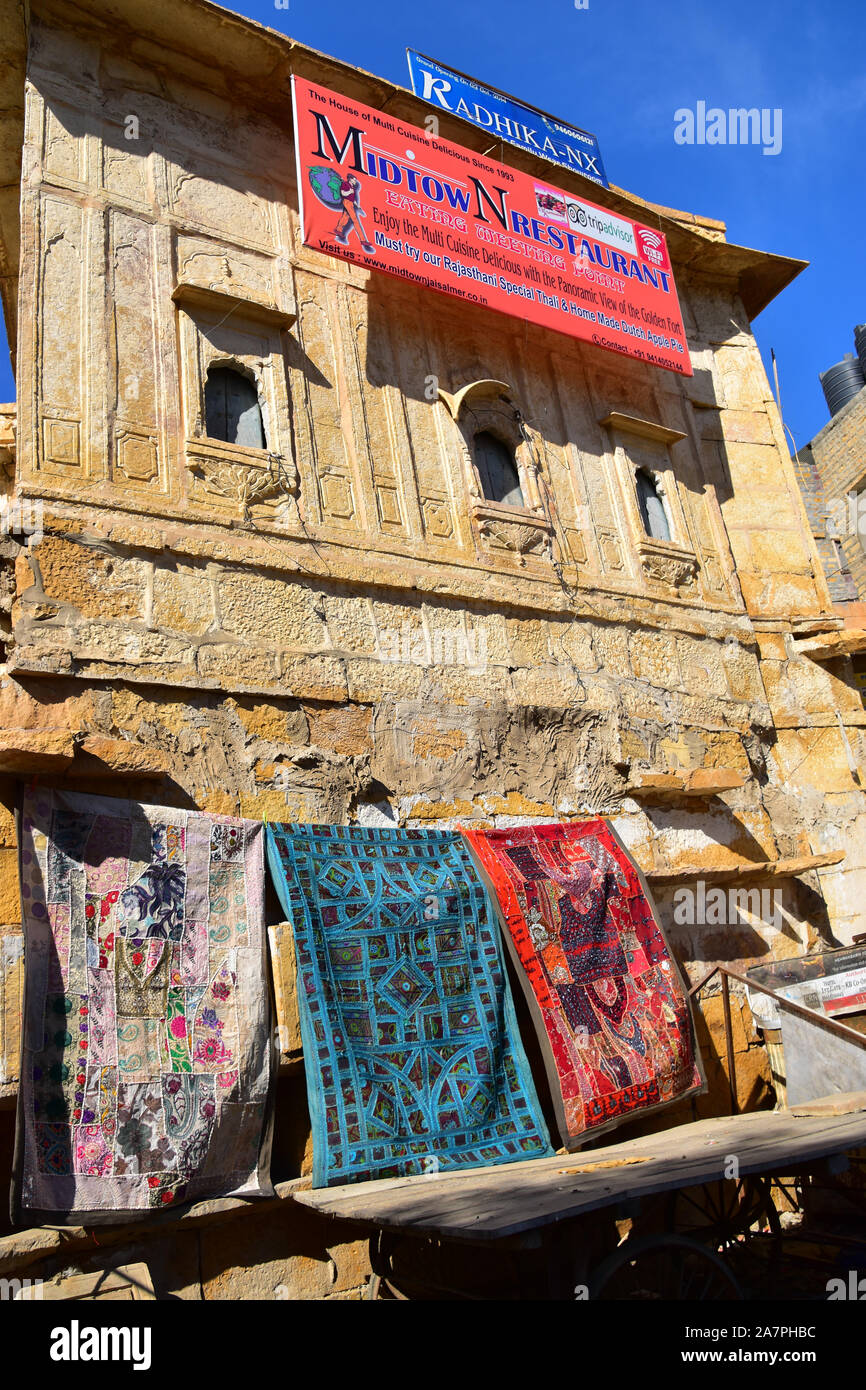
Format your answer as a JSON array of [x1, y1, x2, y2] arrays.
[[364, 1229, 414, 1300], [668, 1173, 781, 1242], [587, 1232, 744, 1301], [667, 1174, 782, 1291]]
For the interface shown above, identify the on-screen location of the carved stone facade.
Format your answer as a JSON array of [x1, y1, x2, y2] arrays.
[[0, 0, 863, 1299]]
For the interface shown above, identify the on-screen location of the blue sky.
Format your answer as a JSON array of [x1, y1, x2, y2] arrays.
[[3, 0, 865, 448]]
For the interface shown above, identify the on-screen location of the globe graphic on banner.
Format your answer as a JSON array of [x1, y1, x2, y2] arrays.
[[308, 166, 345, 210]]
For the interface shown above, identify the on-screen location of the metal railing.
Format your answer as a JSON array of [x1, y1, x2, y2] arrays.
[[690, 962, 866, 1114]]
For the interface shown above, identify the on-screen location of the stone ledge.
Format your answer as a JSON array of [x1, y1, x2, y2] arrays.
[[627, 768, 745, 800], [73, 735, 170, 779], [646, 851, 845, 886], [171, 282, 296, 329], [791, 629, 866, 661], [0, 731, 170, 779], [0, 729, 75, 772]]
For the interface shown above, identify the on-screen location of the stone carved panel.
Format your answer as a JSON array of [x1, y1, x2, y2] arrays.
[[477, 512, 553, 563], [700, 548, 727, 595], [43, 101, 86, 185], [167, 163, 274, 250], [185, 443, 293, 521], [376, 483, 403, 529], [319, 465, 356, 522], [38, 196, 86, 475], [42, 417, 80, 469], [101, 128, 150, 206], [598, 528, 625, 573], [176, 234, 277, 311], [350, 314, 411, 538], [115, 429, 158, 483], [109, 211, 162, 490], [421, 494, 454, 540], [294, 287, 361, 531], [562, 526, 588, 566]]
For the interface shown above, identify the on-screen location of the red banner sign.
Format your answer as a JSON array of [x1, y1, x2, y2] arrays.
[[292, 77, 692, 375]]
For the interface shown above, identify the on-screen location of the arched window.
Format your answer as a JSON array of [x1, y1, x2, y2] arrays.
[[204, 365, 266, 448], [473, 430, 524, 507], [635, 469, 671, 541]]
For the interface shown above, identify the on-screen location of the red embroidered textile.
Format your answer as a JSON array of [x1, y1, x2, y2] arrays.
[[463, 821, 704, 1148]]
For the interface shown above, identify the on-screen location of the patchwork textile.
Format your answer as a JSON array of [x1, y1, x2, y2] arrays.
[[266, 823, 552, 1187], [13, 789, 273, 1221], [464, 821, 703, 1148]]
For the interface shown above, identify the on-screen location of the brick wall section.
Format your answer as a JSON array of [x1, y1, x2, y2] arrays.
[[803, 386, 866, 598], [791, 440, 858, 603]]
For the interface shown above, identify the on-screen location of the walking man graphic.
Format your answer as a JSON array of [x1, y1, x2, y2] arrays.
[[334, 174, 375, 255]]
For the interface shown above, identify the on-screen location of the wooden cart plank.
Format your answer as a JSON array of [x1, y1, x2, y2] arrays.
[[294, 1093, 866, 1241]]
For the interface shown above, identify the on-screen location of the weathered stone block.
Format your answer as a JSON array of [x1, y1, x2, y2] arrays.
[[510, 664, 585, 708], [279, 655, 348, 702], [153, 566, 215, 634], [676, 637, 728, 696], [219, 572, 326, 648], [747, 529, 813, 576], [722, 648, 765, 703], [304, 705, 371, 757], [0, 849, 21, 923], [322, 593, 377, 655], [505, 616, 551, 667], [198, 642, 279, 688], [346, 657, 424, 702], [553, 620, 598, 672], [229, 698, 309, 745], [28, 537, 149, 620], [629, 631, 681, 687], [0, 728, 75, 772], [0, 929, 24, 1083], [738, 571, 822, 619]]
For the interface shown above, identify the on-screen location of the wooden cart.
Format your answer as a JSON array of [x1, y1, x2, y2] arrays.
[[295, 971, 866, 1299]]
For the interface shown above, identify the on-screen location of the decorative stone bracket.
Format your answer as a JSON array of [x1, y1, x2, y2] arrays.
[[185, 440, 299, 522], [474, 503, 554, 564], [636, 537, 700, 590]]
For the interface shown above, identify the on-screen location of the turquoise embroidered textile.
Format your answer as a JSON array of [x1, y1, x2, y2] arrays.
[[266, 823, 552, 1187]]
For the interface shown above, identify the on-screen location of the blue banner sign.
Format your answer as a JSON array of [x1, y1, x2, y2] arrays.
[[406, 50, 608, 189]]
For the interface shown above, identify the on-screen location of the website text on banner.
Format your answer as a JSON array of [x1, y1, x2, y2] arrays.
[[291, 77, 692, 377]]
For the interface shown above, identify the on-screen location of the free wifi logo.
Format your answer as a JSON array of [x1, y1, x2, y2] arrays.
[[635, 226, 669, 270]]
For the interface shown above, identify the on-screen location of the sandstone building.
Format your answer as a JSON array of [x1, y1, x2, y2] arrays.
[[0, 0, 863, 1298]]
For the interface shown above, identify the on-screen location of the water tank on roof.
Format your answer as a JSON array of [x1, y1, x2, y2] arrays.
[[820, 353, 865, 419], [855, 324, 866, 379]]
